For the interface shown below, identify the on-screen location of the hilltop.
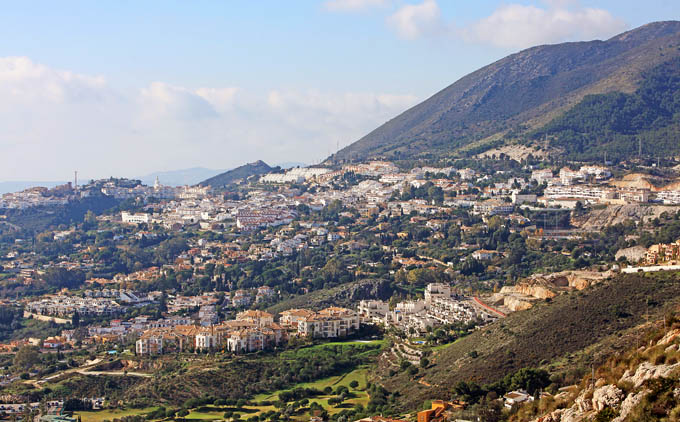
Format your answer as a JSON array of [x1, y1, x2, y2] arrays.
[[139, 167, 226, 187], [199, 160, 274, 189], [331, 21, 680, 163]]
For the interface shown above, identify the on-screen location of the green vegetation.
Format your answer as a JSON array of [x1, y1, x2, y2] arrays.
[[75, 407, 158, 422], [98, 341, 385, 407], [376, 271, 680, 412], [332, 22, 680, 162], [531, 57, 680, 161]]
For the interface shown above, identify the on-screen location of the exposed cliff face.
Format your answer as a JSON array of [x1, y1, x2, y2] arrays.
[[573, 204, 679, 229], [503, 296, 534, 312], [493, 270, 612, 312], [501, 283, 556, 299], [615, 246, 648, 263]]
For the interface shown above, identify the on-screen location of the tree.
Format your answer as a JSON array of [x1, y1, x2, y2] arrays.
[[43, 267, 86, 289], [83, 210, 97, 230], [477, 398, 504, 422], [508, 368, 550, 395], [349, 380, 359, 389], [157, 292, 168, 318], [14, 346, 40, 369], [72, 311, 80, 328]]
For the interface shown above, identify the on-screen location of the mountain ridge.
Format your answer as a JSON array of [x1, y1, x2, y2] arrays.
[[330, 21, 680, 163]]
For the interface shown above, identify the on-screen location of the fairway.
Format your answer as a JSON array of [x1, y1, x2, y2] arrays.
[[76, 407, 158, 422], [252, 366, 369, 402]]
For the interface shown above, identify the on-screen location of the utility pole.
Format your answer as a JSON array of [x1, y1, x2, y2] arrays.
[[591, 363, 595, 391], [639, 138, 642, 158]]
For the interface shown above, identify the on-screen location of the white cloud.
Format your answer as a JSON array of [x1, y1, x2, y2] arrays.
[[387, 0, 441, 40], [0, 56, 107, 105], [324, 0, 389, 12], [139, 82, 220, 120], [0, 57, 419, 180], [465, 2, 627, 49], [195, 87, 239, 112], [379, 1, 625, 48]]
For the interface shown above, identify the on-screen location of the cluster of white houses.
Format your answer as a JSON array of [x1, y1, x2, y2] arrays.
[[358, 283, 493, 336], [135, 307, 360, 355]]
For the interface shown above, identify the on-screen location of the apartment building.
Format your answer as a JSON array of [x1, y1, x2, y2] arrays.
[[121, 212, 150, 224], [357, 300, 389, 322], [297, 307, 360, 338]]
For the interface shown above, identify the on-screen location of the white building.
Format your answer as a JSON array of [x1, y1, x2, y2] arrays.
[[121, 212, 150, 224], [424, 283, 451, 304], [358, 300, 389, 322], [297, 307, 360, 338], [195, 332, 219, 350]]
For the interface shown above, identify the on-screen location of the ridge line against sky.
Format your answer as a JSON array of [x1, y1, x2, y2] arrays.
[[0, 0, 677, 181]]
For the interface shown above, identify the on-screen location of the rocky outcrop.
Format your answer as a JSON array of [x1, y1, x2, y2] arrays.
[[501, 283, 556, 299], [615, 246, 648, 263], [523, 270, 612, 292], [592, 385, 624, 411], [619, 361, 680, 388], [341, 278, 393, 302], [657, 328, 680, 345], [504, 296, 534, 311], [575, 205, 679, 229], [536, 385, 623, 422], [612, 390, 648, 422]]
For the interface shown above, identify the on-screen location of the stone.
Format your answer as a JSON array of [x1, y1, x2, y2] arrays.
[[619, 362, 680, 388], [592, 385, 624, 411], [612, 390, 648, 422]]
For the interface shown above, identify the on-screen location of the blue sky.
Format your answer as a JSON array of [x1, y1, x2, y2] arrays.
[[0, 0, 678, 181]]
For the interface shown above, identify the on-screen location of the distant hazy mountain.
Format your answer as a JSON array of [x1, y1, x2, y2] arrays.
[[139, 167, 226, 187], [199, 160, 274, 188], [0, 181, 66, 195], [332, 21, 680, 163]]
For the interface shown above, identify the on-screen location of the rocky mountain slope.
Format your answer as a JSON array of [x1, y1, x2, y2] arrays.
[[522, 321, 680, 421], [374, 271, 680, 413], [331, 21, 680, 163]]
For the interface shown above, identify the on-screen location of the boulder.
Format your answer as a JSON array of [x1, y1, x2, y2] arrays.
[[592, 385, 624, 411], [532, 409, 563, 422], [619, 361, 680, 388], [657, 328, 680, 345], [612, 390, 648, 422]]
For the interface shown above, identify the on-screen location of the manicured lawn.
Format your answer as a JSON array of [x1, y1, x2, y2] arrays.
[[76, 407, 158, 422], [78, 361, 373, 422], [185, 410, 226, 420], [253, 366, 369, 402], [250, 366, 370, 421], [187, 405, 277, 420]]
